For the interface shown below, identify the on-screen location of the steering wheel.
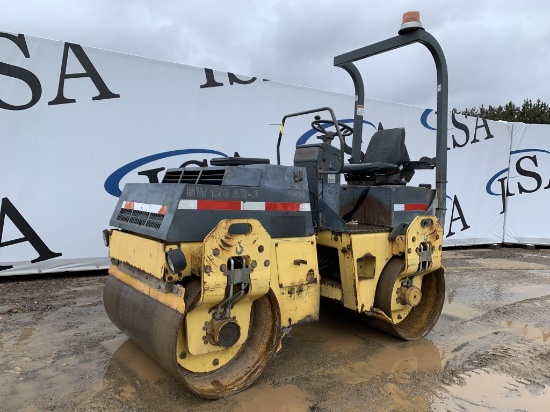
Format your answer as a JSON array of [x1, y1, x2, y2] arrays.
[[311, 118, 354, 138]]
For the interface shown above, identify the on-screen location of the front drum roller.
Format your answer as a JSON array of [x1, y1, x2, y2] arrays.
[[103, 275, 282, 399], [369, 257, 445, 340]]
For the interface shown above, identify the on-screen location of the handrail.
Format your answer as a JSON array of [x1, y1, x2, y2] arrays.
[[276, 107, 346, 171]]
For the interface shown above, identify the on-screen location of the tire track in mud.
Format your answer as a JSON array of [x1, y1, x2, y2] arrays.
[[432, 293, 550, 389]]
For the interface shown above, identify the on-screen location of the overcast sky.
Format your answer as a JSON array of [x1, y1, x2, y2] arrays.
[[1, 0, 550, 111]]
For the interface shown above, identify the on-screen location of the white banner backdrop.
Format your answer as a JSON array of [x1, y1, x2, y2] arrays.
[[503, 123, 550, 245], [444, 115, 512, 246], [0, 33, 548, 275]]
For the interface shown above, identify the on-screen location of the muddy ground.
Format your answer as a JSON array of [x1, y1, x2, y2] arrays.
[[1, 247, 550, 411]]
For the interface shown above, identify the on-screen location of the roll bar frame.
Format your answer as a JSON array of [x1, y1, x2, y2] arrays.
[[333, 28, 448, 224], [276, 28, 448, 224]]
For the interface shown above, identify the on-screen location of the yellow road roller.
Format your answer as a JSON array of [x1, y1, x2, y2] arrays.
[[103, 12, 448, 399]]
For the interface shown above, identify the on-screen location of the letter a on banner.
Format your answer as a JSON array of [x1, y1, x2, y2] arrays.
[[446, 195, 471, 238], [48, 43, 120, 105], [0, 198, 62, 271]]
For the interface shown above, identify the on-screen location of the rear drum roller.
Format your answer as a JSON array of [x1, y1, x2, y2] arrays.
[[103, 275, 282, 399], [369, 257, 445, 340]]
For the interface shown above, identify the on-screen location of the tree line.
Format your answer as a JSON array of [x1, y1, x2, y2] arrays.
[[453, 99, 550, 124]]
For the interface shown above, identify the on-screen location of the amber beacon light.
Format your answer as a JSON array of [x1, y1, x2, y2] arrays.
[[398, 11, 424, 34]]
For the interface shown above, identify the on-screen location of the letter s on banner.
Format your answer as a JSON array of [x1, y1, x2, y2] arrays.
[[0, 32, 42, 110], [486, 148, 550, 214]]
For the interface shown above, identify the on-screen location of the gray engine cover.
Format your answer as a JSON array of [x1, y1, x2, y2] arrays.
[[110, 164, 314, 242]]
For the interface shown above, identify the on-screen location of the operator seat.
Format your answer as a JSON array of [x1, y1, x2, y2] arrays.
[[343, 127, 414, 184]]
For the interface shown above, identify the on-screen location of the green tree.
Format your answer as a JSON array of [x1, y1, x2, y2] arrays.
[[453, 99, 550, 124]]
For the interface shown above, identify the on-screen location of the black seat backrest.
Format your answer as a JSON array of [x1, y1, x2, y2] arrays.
[[341, 127, 413, 182], [363, 128, 409, 165]]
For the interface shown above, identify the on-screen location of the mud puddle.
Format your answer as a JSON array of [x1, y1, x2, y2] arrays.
[[499, 320, 550, 344], [101, 335, 314, 411], [232, 382, 312, 412], [13, 327, 36, 346], [2, 248, 550, 411], [443, 284, 550, 323], [433, 369, 550, 411], [443, 273, 550, 321], [102, 336, 443, 412], [105, 337, 172, 382], [99, 304, 446, 411]]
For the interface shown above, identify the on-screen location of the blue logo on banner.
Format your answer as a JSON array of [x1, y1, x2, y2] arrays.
[[104, 149, 227, 197], [486, 149, 550, 196], [420, 109, 437, 131], [486, 148, 550, 214]]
